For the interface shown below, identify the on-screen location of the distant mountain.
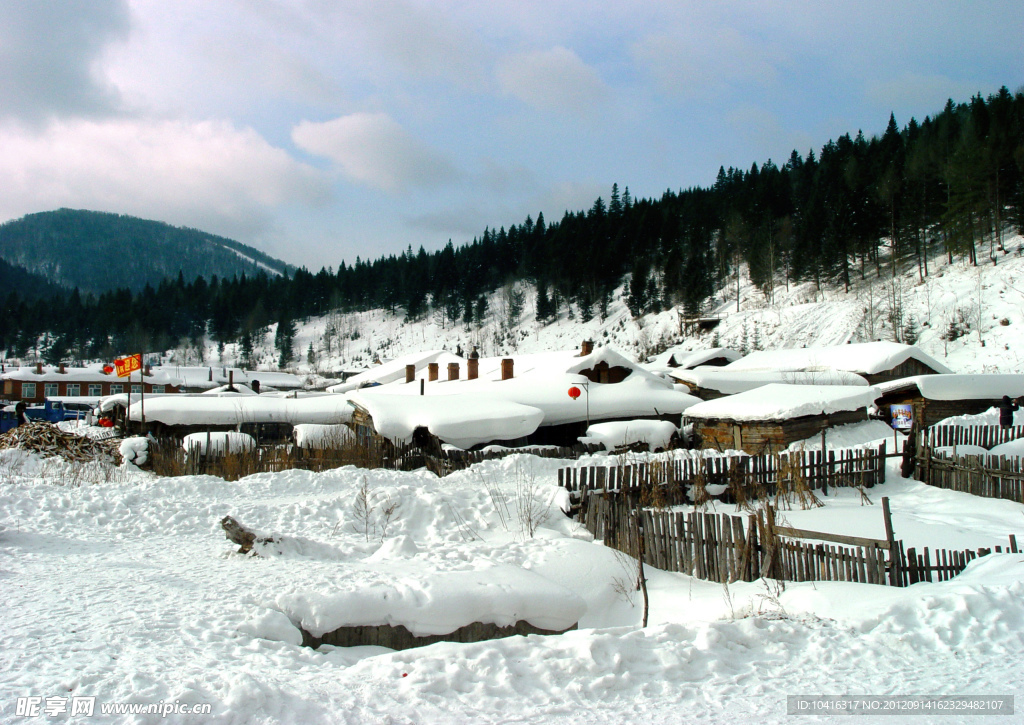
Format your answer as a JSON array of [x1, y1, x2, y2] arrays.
[[0, 255, 69, 301], [0, 209, 294, 295]]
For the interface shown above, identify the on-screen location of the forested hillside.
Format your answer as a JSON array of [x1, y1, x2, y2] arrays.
[[1, 88, 1022, 365], [0, 209, 292, 295]]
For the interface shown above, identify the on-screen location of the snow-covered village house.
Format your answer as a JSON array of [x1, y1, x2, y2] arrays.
[[344, 343, 701, 452], [1, 362, 181, 404], [668, 368, 870, 401], [685, 384, 877, 454], [719, 341, 951, 385], [874, 374, 1024, 430]]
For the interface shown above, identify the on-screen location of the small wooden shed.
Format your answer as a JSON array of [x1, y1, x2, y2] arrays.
[[874, 374, 1024, 429], [720, 341, 951, 385], [685, 384, 876, 454]]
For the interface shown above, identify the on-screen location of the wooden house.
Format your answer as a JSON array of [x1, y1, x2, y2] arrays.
[[669, 368, 869, 401], [874, 374, 1024, 429], [2, 363, 181, 404], [685, 384, 875, 454], [720, 341, 951, 385]]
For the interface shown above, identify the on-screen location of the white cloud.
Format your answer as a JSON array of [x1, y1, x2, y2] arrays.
[[0, 0, 130, 123], [0, 118, 332, 243], [292, 112, 459, 193], [632, 27, 781, 100], [496, 46, 608, 115]]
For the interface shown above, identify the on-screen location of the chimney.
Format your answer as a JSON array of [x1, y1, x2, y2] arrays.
[[251, 379, 260, 394], [448, 362, 459, 381], [58, 363, 66, 374], [501, 358, 514, 380], [581, 339, 594, 356], [428, 363, 439, 381], [208, 367, 213, 381], [467, 358, 479, 380], [405, 364, 416, 383], [144, 364, 151, 376], [36, 362, 43, 375]]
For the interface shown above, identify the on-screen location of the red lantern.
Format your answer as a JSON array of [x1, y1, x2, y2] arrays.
[[102, 364, 114, 374], [568, 386, 582, 400]]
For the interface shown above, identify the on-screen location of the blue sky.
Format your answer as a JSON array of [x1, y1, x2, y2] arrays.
[[0, 1, 1020, 270]]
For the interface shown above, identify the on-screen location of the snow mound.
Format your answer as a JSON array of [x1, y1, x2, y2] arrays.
[[580, 420, 677, 450], [270, 565, 587, 638], [182, 431, 255, 455]]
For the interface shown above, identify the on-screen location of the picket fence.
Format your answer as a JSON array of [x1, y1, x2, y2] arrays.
[[558, 445, 886, 516], [913, 425, 1024, 504]]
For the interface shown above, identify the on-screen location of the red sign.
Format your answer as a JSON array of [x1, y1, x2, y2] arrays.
[[114, 354, 142, 378], [568, 386, 582, 400]]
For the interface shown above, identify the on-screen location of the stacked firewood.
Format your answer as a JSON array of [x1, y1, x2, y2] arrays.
[[0, 422, 123, 464]]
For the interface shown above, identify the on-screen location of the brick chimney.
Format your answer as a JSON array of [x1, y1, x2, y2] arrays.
[[405, 364, 416, 383], [581, 339, 594, 356], [35, 362, 43, 375], [501, 358, 514, 380], [58, 363, 66, 374], [467, 358, 479, 380], [428, 362, 439, 381], [448, 362, 459, 381], [144, 364, 151, 376]]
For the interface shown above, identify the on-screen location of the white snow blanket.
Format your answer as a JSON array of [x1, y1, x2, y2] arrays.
[[127, 394, 354, 426], [580, 420, 678, 450], [326, 350, 464, 393], [671, 368, 868, 394], [645, 346, 741, 371], [349, 393, 545, 449], [876, 373, 1024, 400], [723, 341, 952, 376], [684, 384, 877, 422], [118, 436, 149, 466], [182, 431, 255, 454], [271, 564, 586, 638]]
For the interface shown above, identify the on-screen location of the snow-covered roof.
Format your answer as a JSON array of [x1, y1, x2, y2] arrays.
[[153, 366, 305, 390], [722, 342, 952, 376], [876, 374, 1024, 401], [645, 346, 742, 371], [126, 394, 354, 426], [350, 346, 700, 448], [671, 368, 869, 394], [349, 392, 545, 449], [2, 364, 182, 386], [201, 383, 259, 396], [684, 384, 877, 422], [325, 350, 463, 393]]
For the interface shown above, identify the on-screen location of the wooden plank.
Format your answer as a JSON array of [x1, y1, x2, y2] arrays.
[[773, 525, 889, 550]]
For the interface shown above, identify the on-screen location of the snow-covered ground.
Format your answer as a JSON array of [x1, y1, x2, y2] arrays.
[[3, 428, 1024, 724]]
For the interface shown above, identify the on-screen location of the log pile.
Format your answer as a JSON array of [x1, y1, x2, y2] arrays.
[[0, 422, 123, 465]]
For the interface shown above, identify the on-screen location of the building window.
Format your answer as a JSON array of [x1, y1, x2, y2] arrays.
[[88, 384, 102, 397], [152, 385, 165, 394], [44, 383, 59, 398], [67, 384, 80, 397], [131, 384, 142, 394], [110, 384, 123, 395], [22, 382, 36, 399]]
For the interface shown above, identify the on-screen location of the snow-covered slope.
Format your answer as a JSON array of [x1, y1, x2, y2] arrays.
[[202, 234, 1024, 380]]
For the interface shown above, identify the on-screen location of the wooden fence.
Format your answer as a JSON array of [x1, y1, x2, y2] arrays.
[[913, 426, 1024, 504], [559, 445, 886, 516], [149, 435, 602, 480], [572, 481, 1019, 588], [424, 443, 603, 477], [923, 423, 1024, 450]]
